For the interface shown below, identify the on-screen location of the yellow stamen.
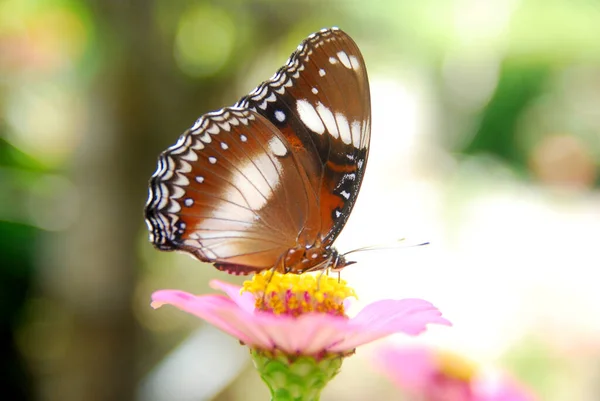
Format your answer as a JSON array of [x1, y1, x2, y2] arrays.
[[242, 271, 357, 317], [435, 350, 478, 382]]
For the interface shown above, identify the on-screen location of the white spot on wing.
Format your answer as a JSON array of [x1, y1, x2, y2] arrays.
[[268, 136, 287, 157], [195, 176, 204, 183], [167, 202, 181, 213], [335, 113, 351, 145], [220, 142, 229, 150], [337, 51, 352, 69], [328, 56, 338, 64], [351, 120, 362, 148], [184, 198, 194, 207], [206, 124, 220, 135], [340, 190, 351, 200], [171, 186, 186, 199], [274, 110, 286, 122], [208, 156, 217, 164], [181, 150, 198, 162], [191, 140, 204, 150], [296, 99, 325, 135], [315, 102, 338, 139], [319, 69, 326, 77], [311, 87, 318, 94], [240, 134, 247, 142], [178, 160, 192, 173], [172, 174, 189, 186]]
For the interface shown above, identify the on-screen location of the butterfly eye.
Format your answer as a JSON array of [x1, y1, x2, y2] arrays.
[[145, 27, 371, 275]]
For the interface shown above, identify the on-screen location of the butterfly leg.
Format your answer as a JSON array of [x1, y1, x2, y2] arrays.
[[258, 255, 287, 308], [315, 254, 334, 291]]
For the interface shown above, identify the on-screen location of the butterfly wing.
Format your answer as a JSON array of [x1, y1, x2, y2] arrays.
[[145, 108, 318, 273], [237, 27, 371, 247], [145, 28, 371, 273]]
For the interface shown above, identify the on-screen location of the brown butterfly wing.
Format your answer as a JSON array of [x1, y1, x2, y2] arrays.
[[237, 27, 371, 248], [145, 108, 318, 273], [145, 28, 371, 274]]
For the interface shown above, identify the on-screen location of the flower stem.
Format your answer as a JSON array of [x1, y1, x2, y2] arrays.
[[250, 349, 344, 401]]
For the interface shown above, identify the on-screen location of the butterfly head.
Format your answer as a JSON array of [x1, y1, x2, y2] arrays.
[[329, 249, 356, 273]]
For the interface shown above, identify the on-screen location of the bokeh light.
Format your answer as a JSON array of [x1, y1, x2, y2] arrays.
[[174, 4, 236, 78]]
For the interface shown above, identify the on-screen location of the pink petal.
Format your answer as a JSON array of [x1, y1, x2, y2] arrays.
[[292, 315, 349, 354], [255, 313, 348, 354], [330, 299, 450, 351], [151, 290, 254, 345], [151, 289, 350, 353], [209, 280, 255, 313], [152, 288, 450, 356], [208, 307, 279, 349]]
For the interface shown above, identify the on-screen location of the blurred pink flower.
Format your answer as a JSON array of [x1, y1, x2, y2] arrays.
[[151, 279, 451, 355], [374, 346, 537, 401]]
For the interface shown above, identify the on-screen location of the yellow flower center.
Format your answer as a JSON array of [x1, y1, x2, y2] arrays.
[[242, 271, 357, 317], [435, 350, 478, 382]]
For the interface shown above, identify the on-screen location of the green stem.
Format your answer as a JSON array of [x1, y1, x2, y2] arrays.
[[250, 349, 345, 401]]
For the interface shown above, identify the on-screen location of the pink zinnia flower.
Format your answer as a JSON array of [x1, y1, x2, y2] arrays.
[[374, 345, 537, 401], [151, 272, 450, 400]]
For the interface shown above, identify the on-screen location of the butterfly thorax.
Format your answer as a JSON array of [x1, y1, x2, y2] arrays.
[[279, 244, 347, 274]]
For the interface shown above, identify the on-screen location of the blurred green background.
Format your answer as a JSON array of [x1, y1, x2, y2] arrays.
[[1, 0, 599, 400]]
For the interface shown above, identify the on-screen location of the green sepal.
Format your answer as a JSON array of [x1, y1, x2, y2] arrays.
[[250, 349, 347, 401]]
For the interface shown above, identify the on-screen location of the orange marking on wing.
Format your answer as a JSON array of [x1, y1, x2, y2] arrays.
[[325, 160, 358, 173]]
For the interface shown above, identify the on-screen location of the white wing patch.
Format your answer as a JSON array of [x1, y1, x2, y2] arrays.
[[316, 102, 338, 139], [274, 109, 286, 122], [227, 153, 281, 210], [337, 51, 352, 69], [297, 99, 325, 135], [268, 136, 288, 157], [351, 120, 362, 148], [335, 112, 351, 145]]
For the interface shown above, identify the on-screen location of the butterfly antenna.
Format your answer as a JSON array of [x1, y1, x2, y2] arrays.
[[342, 238, 430, 257]]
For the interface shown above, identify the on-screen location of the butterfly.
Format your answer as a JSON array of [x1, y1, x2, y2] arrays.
[[145, 27, 371, 275]]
